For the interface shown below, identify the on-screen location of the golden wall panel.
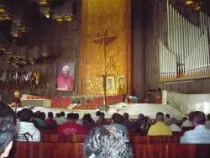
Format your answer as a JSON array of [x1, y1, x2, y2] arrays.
[[79, 0, 131, 95]]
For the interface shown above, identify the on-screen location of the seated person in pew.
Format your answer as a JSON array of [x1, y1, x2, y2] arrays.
[[147, 112, 172, 136], [180, 111, 210, 144], [96, 112, 106, 126], [109, 113, 128, 135], [164, 113, 171, 125], [0, 102, 16, 158], [34, 111, 46, 127], [57, 113, 85, 135], [84, 125, 133, 158], [16, 109, 40, 142], [135, 114, 147, 135], [181, 111, 194, 128], [205, 113, 210, 129], [45, 112, 57, 128], [123, 113, 134, 129], [169, 117, 182, 132]]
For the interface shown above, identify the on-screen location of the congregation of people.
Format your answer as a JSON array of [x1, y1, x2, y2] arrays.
[[1, 101, 210, 157]]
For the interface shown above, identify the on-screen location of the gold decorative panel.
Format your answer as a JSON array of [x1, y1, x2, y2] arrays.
[[79, 0, 131, 95]]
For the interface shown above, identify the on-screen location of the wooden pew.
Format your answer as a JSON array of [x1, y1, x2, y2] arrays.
[[130, 136, 181, 144], [10, 142, 210, 158], [10, 142, 84, 158], [41, 134, 181, 144], [41, 134, 87, 143], [133, 144, 210, 158]]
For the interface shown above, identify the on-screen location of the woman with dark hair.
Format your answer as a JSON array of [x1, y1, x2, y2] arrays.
[[0, 102, 16, 158], [110, 113, 128, 135], [84, 125, 133, 158], [135, 113, 147, 135], [96, 112, 106, 126], [82, 114, 95, 126]]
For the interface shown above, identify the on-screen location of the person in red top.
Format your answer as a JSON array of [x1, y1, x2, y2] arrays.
[[45, 112, 57, 128], [57, 113, 85, 135]]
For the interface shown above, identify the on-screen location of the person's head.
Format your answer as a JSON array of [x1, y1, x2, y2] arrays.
[[48, 112, 54, 119], [112, 113, 124, 124], [34, 111, 41, 119], [165, 114, 170, 119], [61, 65, 70, 77], [84, 125, 133, 158], [169, 117, 177, 125], [83, 113, 93, 122], [96, 111, 101, 117], [188, 111, 195, 122], [207, 114, 210, 121], [123, 113, 129, 120], [192, 111, 206, 126], [67, 113, 75, 121], [74, 113, 79, 120], [60, 111, 65, 117], [182, 117, 187, 121], [0, 102, 16, 158], [19, 109, 33, 122], [138, 114, 144, 120], [99, 112, 105, 120], [56, 113, 60, 118], [156, 112, 164, 122], [40, 112, 46, 120]]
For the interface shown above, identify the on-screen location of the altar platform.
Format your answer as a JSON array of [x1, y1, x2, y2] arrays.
[[15, 102, 185, 120]]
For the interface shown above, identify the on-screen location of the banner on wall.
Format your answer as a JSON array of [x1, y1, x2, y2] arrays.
[[56, 62, 75, 91]]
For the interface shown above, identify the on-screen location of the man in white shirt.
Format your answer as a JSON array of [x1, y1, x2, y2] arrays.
[[180, 111, 210, 144], [55, 112, 67, 125], [169, 117, 182, 132], [205, 113, 210, 129], [16, 109, 40, 142], [181, 112, 194, 128]]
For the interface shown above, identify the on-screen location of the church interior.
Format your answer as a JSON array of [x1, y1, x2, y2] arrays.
[[1, 0, 210, 157]]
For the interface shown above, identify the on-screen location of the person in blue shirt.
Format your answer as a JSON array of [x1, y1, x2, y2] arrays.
[[180, 111, 210, 144]]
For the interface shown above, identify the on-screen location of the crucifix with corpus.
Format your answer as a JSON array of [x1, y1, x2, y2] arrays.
[[93, 29, 117, 111]]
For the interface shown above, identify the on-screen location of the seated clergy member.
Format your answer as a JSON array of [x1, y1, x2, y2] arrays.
[[0, 102, 16, 158], [16, 109, 40, 142], [84, 125, 133, 158], [57, 113, 85, 135], [180, 111, 210, 144], [147, 112, 172, 136]]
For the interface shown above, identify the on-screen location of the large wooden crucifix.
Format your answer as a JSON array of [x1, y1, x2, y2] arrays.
[[93, 29, 117, 111]]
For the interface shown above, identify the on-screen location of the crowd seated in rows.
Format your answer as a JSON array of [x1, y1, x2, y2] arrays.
[[13, 106, 210, 145]]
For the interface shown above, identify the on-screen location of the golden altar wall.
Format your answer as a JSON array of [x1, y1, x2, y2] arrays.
[[79, 0, 131, 95]]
